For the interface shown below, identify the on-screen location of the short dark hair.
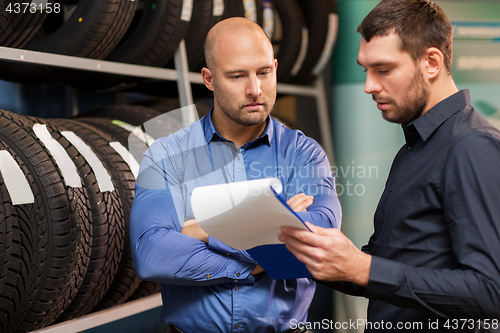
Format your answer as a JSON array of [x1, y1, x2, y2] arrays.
[[358, 0, 453, 73]]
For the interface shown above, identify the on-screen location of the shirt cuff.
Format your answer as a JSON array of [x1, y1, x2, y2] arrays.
[[364, 256, 402, 299], [225, 263, 256, 285], [208, 236, 258, 265]]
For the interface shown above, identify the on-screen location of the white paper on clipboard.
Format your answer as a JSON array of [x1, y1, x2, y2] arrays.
[[190, 177, 308, 250]]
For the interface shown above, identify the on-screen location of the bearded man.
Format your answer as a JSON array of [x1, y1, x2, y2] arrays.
[[280, 1, 500, 331]]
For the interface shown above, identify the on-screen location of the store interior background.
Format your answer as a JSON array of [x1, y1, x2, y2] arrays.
[[0, 0, 499, 332]]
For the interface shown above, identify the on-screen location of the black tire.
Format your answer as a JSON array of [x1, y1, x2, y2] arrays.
[[50, 119, 128, 320], [127, 281, 162, 301], [291, 0, 338, 84], [0, 139, 42, 333], [107, 0, 189, 67], [185, 0, 216, 71], [76, 105, 192, 305], [0, 1, 49, 48], [74, 117, 147, 165], [0, 1, 21, 44], [16, 116, 94, 330], [30, 0, 137, 58], [255, 0, 264, 27], [93, 254, 140, 311], [225, 0, 262, 25], [68, 118, 151, 309], [86, 0, 138, 60], [76, 104, 164, 127], [309, 0, 338, 78], [0, 111, 91, 332], [261, 0, 274, 39], [76, 104, 201, 162], [66, 0, 191, 91], [82, 114, 169, 178], [76, 104, 174, 157], [51, 118, 139, 314], [191, 0, 265, 68], [75, 105, 192, 307], [242, 0, 263, 26], [32, 116, 131, 316], [270, 0, 306, 83], [0, 0, 138, 84], [231, 0, 245, 19], [69, 120, 141, 311]]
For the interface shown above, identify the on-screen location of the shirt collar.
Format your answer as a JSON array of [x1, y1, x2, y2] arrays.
[[402, 89, 470, 145], [202, 108, 273, 147]]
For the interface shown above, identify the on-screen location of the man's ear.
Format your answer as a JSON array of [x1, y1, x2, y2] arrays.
[[423, 47, 444, 80], [202, 67, 215, 92]]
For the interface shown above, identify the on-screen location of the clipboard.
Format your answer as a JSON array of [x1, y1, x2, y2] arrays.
[[191, 178, 313, 279]]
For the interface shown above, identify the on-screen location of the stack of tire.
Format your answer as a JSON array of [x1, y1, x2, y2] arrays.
[[0, 102, 195, 333], [0, 0, 338, 85]]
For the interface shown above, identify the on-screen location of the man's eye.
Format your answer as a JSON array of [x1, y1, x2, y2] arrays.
[[379, 69, 390, 74]]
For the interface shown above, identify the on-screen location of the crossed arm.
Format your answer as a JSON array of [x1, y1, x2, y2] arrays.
[[131, 133, 340, 286]]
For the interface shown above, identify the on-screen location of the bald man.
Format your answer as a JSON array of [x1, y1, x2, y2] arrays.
[[130, 18, 341, 333]]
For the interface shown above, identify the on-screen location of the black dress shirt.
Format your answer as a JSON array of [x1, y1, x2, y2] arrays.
[[327, 90, 500, 332]]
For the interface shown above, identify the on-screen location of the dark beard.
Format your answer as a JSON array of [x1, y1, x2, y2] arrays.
[[382, 70, 429, 125]]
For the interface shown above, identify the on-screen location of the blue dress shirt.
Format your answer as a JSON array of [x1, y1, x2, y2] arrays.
[[130, 110, 342, 332]]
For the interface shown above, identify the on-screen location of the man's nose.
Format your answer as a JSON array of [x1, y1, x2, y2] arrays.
[[364, 72, 381, 95], [246, 75, 262, 97]]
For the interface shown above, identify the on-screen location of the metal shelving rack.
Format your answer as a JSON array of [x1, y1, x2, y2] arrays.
[[0, 40, 335, 332], [32, 294, 163, 333], [0, 40, 334, 162]]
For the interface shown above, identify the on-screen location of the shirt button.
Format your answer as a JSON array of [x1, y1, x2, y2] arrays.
[[206, 274, 211, 279], [236, 156, 241, 160], [235, 286, 240, 291], [234, 279, 238, 283], [236, 272, 240, 277], [235, 324, 240, 329], [408, 146, 413, 151]]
